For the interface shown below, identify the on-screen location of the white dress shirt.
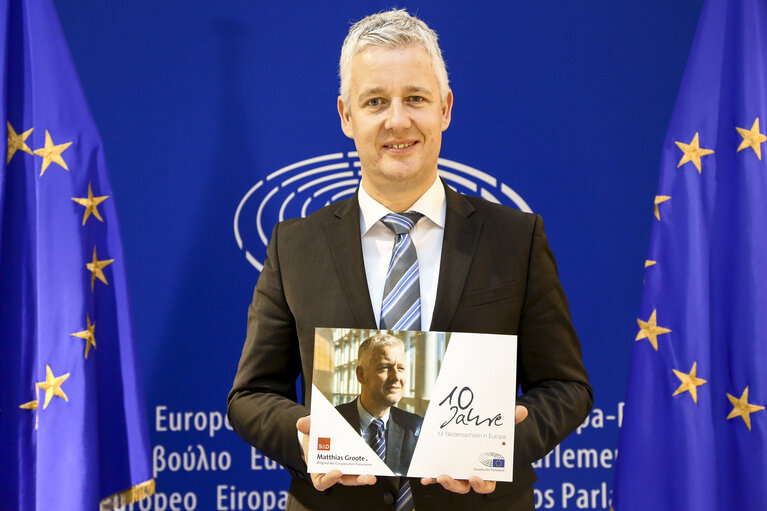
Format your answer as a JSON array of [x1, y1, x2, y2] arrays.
[[358, 177, 446, 331]]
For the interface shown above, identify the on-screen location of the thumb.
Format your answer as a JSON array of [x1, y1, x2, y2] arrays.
[[515, 405, 528, 424], [296, 415, 311, 434]]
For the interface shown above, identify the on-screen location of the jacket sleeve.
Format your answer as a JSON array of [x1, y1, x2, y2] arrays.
[[227, 222, 310, 477], [513, 215, 593, 468]]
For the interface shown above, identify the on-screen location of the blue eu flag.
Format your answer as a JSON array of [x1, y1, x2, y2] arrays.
[[0, 1, 154, 509], [613, 0, 767, 509]]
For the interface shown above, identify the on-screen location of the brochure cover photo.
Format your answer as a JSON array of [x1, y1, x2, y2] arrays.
[[308, 328, 517, 481]]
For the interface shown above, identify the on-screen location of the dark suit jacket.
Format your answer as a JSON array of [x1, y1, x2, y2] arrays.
[[336, 399, 422, 476], [228, 183, 593, 511]]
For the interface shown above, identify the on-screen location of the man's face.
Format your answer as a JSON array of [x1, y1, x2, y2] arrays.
[[338, 45, 453, 200], [357, 344, 407, 413]]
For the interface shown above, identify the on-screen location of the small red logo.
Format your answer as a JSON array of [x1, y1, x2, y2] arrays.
[[317, 437, 331, 451]]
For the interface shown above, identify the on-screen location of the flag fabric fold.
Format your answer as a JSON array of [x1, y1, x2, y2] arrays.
[[614, 0, 767, 509], [0, 1, 154, 509]]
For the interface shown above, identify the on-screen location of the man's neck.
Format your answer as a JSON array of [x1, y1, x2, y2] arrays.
[[360, 395, 390, 419], [360, 175, 438, 213]]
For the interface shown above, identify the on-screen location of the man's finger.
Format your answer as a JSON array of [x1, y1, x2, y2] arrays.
[[435, 474, 471, 494], [312, 470, 343, 491], [311, 471, 377, 491], [468, 476, 496, 494], [422, 475, 496, 495], [297, 416, 311, 462], [515, 405, 528, 424], [296, 415, 311, 434], [339, 474, 377, 486]]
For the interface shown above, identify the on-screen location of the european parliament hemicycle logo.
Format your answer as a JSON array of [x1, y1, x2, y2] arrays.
[[234, 152, 532, 271], [479, 452, 505, 468]]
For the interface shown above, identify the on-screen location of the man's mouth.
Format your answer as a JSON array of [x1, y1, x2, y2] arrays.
[[384, 141, 416, 149]]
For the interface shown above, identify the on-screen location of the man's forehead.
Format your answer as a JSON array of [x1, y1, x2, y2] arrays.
[[350, 47, 439, 91], [368, 344, 405, 361]]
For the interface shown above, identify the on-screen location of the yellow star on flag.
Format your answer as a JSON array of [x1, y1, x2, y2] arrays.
[[675, 132, 714, 173], [672, 362, 707, 404], [643, 260, 656, 285], [71, 314, 97, 359], [38, 364, 70, 410], [654, 195, 671, 221], [86, 245, 115, 292], [19, 383, 41, 429], [636, 309, 672, 351], [727, 386, 765, 431], [7, 122, 34, 164], [19, 400, 38, 410], [736, 117, 767, 160], [71, 182, 109, 225], [34, 130, 72, 177]]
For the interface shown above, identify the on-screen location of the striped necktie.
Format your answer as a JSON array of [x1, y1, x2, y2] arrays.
[[369, 413, 415, 511], [379, 212, 423, 331], [378, 212, 421, 511], [368, 418, 386, 461]]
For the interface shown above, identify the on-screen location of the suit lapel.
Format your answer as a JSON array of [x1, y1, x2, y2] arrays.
[[385, 411, 405, 472], [324, 194, 377, 328], [430, 185, 482, 331], [337, 399, 362, 431]]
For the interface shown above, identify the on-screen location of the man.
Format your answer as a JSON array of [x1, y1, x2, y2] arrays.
[[335, 333, 422, 476], [228, 9, 592, 511]]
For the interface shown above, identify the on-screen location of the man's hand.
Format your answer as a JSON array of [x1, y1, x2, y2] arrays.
[[420, 475, 496, 494], [296, 416, 377, 491], [420, 405, 528, 495]]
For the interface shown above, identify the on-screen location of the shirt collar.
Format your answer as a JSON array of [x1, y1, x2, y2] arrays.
[[358, 176, 446, 236], [357, 397, 391, 430]]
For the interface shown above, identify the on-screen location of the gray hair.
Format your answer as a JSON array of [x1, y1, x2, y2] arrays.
[[358, 333, 405, 364], [339, 9, 450, 108]]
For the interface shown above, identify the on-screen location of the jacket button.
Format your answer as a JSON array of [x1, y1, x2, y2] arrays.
[[383, 492, 395, 505]]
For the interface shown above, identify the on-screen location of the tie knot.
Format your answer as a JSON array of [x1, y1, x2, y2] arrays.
[[370, 418, 385, 433], [381, 212, 423, 235]]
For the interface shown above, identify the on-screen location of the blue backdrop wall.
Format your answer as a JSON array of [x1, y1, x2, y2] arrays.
[[52, 2, 703, 509]]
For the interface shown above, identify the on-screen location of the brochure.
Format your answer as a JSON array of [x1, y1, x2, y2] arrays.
[[307, 328, 517, 481]]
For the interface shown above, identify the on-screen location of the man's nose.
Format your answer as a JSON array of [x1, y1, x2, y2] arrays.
[[384, 98, 411, 132]]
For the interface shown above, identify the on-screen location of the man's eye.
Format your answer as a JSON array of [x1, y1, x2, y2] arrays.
[[367, 98, 382, 107], [409, 96, 424, 103]]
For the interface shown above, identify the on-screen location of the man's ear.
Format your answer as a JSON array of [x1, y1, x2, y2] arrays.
[[441, 89, 454, 132], [355, 365, 365, 384], [338, 96, 354, 139]]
